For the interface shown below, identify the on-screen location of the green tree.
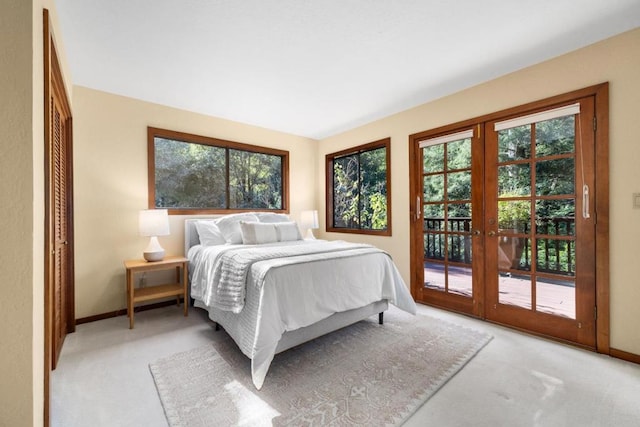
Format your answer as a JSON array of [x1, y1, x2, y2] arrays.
[[332, 146, 387, 230], [154, 138, 283, 210]]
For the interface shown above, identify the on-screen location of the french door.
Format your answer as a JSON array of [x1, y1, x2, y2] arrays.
[[411, 127, 485, 316], [410, 92, 602, 348]]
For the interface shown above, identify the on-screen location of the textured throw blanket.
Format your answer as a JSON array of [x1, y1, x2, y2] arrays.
[[205, 241, 378, 313]]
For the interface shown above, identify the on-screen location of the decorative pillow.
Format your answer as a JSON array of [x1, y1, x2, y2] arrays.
[[274, 221, 302, 242], [215, 213, 259, 244], [256, 212, 290, 223], [194, 220, 226, 246], [240, 221, 278, 245]]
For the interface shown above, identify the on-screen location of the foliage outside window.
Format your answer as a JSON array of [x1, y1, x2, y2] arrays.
[[148, 127, 289, 214], [326, 138, 391, 235]]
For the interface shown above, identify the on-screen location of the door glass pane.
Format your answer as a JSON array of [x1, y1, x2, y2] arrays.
[[498, 273, 532, 309], [423, 204, 445, 230], [424, 233, 445, 261], [498, 164, 531, 196], [424, 261, 445, 292], [447, 171, 471, 200], [498, 199, 530, 232], [448, 203, 471, 230], [498, 125, 531, 162], [423, 144, 444, 173], [535, 199, 575, 236], [536, 116, 575, 157], [535, 158, 575, 196], [499, 236, 531, 271], [449, 265, 473, 297], [447, 138, 472, 169], [448, 234, 471, 264], [536, 238, 575, 276], [536, 278, 576, 319], [424, 174, 444, 202]]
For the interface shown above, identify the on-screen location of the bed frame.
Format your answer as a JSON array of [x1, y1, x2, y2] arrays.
[[184, 218, 388, 354]]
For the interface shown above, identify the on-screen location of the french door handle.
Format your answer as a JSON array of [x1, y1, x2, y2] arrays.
[[583, 184, 591, 219], [472, 229, 481, 235], [488, 231, 496, 237], [416, 196, 421, 221]]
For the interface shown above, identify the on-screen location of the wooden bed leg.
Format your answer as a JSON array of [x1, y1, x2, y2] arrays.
[[215, 323, 220, 331], [378, 312, 384, 325]]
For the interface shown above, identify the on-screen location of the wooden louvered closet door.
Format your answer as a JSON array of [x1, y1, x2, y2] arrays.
[[45, 33, 74, 371], [51, 94, 69, 365]]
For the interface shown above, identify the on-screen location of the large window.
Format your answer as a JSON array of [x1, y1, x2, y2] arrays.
[[326, 138, 391, 235], [148, 127, 289, 214]]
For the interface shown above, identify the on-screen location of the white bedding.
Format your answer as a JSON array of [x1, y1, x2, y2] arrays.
[[189, 239, 417, 389]]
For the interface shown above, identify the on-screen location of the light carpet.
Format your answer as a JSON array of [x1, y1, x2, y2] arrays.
[[149, 310, 492, 426]]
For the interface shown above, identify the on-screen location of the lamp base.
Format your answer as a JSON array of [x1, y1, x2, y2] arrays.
[[143, 236, 165, 262], [143, 250, 165, 262], [305, 229, 316, 240]]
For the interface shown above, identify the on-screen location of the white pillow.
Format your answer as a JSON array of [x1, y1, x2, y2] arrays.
[[274, 221, 302, 242], [240, 221, 278, 245], [256, 212, 290, 223], [194, 220, 226, 246], [215, 213, 259, 244]]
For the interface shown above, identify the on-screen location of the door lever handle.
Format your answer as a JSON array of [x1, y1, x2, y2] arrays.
[[488, 231, 496, 237], [472, 229, 481, 235]]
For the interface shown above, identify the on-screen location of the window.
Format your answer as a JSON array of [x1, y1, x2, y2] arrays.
[[326, 138, 391, 235], [148, 127, 289, 214]]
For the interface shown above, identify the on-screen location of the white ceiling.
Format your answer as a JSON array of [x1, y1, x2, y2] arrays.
[[55, 0, 640, 140]]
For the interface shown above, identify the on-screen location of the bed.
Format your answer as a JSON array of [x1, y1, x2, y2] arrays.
[[185, 213, 417, 389]]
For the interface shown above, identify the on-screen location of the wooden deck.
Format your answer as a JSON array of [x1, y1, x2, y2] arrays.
[[424, 263, 575, 319]]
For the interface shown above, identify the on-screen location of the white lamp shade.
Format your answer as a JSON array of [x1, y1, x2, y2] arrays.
[[300, 210, 319, 230], [139, 209, 170, 237]]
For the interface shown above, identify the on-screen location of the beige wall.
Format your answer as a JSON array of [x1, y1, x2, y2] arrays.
[[72, 87, 318, 318], [0, 0, 72, 425], [0, 2, 36, 424], [317, 28, 640, 355]]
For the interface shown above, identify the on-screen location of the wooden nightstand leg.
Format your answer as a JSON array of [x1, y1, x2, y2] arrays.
[[182, 262, 188, 317], [127, 269, 134, 329], [126, 274, 130, 318], [175, 266, 181, 306]]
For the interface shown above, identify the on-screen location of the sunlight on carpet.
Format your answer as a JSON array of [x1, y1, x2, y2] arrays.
[[149, 309, 492, 426]]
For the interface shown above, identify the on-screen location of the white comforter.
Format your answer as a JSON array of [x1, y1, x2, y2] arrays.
[[189, 240, 416, 389]]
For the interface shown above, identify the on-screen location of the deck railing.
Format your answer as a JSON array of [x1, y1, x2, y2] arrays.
[[423, 216, 575, 276]]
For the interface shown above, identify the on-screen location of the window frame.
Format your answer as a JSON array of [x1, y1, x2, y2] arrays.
[[325, 137, 392, 236], [147, 127, 290, 215]]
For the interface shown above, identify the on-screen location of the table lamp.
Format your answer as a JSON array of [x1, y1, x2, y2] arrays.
[[300, 210, 319, 239], [139, 209, 170, 261]]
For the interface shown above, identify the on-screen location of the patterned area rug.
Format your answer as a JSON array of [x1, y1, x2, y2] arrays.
[[149, 309, 492, 426]]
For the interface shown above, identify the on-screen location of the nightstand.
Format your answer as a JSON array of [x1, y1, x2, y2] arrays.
[[123, 256, 188, 329]]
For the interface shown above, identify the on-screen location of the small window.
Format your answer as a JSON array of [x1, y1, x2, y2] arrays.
[[326, 138, 391, 235], [148, 127, 289, 214]]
